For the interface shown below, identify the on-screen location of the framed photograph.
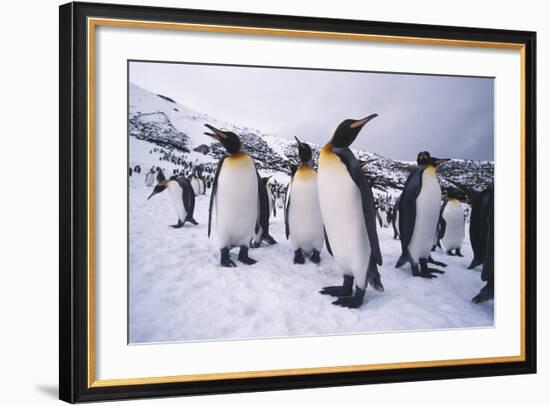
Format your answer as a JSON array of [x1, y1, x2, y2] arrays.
[[59, 1, 536, 403]]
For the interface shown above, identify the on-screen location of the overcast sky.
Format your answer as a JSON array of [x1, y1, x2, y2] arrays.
[[130, 61, 494, 161]]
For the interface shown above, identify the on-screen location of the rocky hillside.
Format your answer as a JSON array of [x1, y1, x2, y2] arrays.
[[129, 82, 493, 201]]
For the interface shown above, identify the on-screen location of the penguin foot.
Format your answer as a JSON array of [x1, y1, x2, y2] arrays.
[[332, 287, 365, 309], [293, 249, 305, 264], [472, 284, 494, 303], [428, 256, 447, 267], [467, 259, 480, 270], [220, 257, 236, 267], [455, 249, 464, 257], [412, 270, 438, 279], [186, 216, 198, 225], [427, 267, 445, 274], [220, 248, 236, 267], [310, 250, 321, 264], [320, 275, 353, 297], [170, 221, 184, 229], [262, 234, 278, 245], [238, 247, 257, 265], [431, 245, 437, 252], [447, 250, 456, 256], [368, 277, 384, 292], [249, 239, 261, 249]]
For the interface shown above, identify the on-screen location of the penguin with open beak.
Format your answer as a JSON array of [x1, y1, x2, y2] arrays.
[[204, 124, 260, 267]]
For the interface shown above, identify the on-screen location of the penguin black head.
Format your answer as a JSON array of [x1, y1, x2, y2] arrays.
[[294, 136, 312, 163], [330, 114, 378, 148], [446, 188, 462, 200], [147, 181, 167, 200], [204, 124, 241, 154], [416, 151, 450, 166]]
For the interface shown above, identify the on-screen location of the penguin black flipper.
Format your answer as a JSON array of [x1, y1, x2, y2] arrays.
[[438, 199, 449, 240], [284, 192, 291, 240], [208, 156, 228, 238], [332, 147, 382, 265], [324, 227, 333, 256], [256, 173, 273, 241], [396, 166, 424, 267], [392, 196, 401, 239]]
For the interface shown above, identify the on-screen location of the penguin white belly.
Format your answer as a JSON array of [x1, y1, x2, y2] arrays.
[[408, 168, 441, 264], [190, 178, 200, 196], [215, 154, 258, 248], [167, 181, 187, 222], [288, 169, 324, 253], [145, 173, 154, 186], [395, 210, 400, 233], [441, 201, 465, 251], [318, 152, 371, 288]]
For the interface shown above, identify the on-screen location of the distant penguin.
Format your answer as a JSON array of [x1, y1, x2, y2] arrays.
[[147, 177, 198, 227], [204, 124, 259, 267], [285, 137, 324, 264], [468, 187, 492, 269], [378, 207, 389, 228], [438, 189, 465, 256], [145, 168, 155, 187], [318, 114, 383, 308], [251, 176, 278, 247], [472, 184, 494, 303], [265, 178, 277, 218], [156, 167, 166, 183], [189, 174, 201, 196], [134, 164, 141, 174], [391, 198, 400, 240], [395, 151, 449, 278]]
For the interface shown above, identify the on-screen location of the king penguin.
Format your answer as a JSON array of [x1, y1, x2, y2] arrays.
[[318, 114, 384, 308], [147, 176, 198, 227], [204, 124, 259, 267], [251, 176, 278, 247], [285, 137, 324, 264], [145, 168, 155, 187], [395, 151, 449, 278], [438, 188, 465, 256], [468, 186, 493, 269], [472, 184, 494, 303]]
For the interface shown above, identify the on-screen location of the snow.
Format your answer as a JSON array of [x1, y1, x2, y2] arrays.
[[129, 172, 493, 344]]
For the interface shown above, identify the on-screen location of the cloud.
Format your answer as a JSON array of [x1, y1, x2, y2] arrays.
[[130, 61, 494, 161]]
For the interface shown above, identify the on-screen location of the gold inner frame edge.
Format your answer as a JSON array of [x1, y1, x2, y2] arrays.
[[86, 17, 527, 388]]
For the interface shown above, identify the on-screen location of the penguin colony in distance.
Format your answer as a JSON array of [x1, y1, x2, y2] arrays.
[[136, 115, 493, 308], [204, 124, 260, 267], [438, 188, 465, 256], [147, 176, 198, 227], [318, 114, 384, 308], [395, 151, 449, 278], [285, 137, 324, 264]]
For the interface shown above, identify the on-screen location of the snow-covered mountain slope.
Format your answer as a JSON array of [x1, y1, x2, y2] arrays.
[[129, 82, 494, 199]]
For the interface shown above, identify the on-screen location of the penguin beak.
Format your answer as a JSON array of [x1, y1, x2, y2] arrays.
[[350, 113, 378, 129], [147, 190, 157, 200], [204, 124, 227, 141], [432, 157, 450, 166], [294, 136, 304, 148]]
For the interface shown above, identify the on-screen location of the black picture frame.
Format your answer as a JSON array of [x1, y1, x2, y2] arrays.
[[60, 1, 537, 403]]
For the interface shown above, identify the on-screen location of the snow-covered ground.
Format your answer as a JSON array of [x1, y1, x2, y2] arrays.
[[128, 173, 494, 344]]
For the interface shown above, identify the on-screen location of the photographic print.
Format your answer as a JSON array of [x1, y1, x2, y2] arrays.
[[128, 61, 495, 344]]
